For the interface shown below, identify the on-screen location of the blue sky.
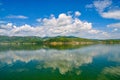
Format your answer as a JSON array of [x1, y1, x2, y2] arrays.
[[0, 0, 120, 39]]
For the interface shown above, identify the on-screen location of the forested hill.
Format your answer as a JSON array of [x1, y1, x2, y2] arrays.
[[0, 36, 120, 44], [0, 36, 43, 44]]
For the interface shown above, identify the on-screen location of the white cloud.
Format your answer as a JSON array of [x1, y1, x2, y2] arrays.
[[107, 22, 120, 28], [75, 11, 81, 17], [6, 15, 28, 19], [0, 23, 13, 30], [107, 22, 120, 32], [86, 0, 120, 20], [101, 10, 120, 20], [0, 12, 115, 39], [93, 0, 112, 13], [88, 29, 100, 34]]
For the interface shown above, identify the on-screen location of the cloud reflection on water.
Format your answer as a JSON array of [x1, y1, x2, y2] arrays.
[[0, 44, 120, 74]]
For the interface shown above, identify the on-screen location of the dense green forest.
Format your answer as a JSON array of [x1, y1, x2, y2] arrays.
[[0, 36, 43, 43]]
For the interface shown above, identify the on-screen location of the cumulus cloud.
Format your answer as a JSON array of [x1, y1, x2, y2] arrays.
[[6, 15, 28, 19], [86, 0, 120, 20], [0, 12, 112, 39], [0, 23, 13, 30]]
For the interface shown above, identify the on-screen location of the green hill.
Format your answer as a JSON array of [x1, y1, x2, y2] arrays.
[[0, 36, 120, 45]]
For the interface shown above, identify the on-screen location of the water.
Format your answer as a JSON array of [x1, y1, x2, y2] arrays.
[[0, 44, 120, 80]]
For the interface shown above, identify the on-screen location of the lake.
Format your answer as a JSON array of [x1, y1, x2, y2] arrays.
[[0, 44, 120, 80]]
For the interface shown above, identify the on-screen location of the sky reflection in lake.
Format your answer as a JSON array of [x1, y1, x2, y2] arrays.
[[0, 44, 120, 80]]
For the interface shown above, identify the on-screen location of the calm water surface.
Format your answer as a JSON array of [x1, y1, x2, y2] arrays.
[[0, 44, 120, 80]]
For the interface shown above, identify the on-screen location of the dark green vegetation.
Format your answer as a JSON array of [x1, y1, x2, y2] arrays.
[[0, 36, 120, 45], [0, 43, 91, 51], [0, 36, 43, 44], [100, 39, 120, 44]]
